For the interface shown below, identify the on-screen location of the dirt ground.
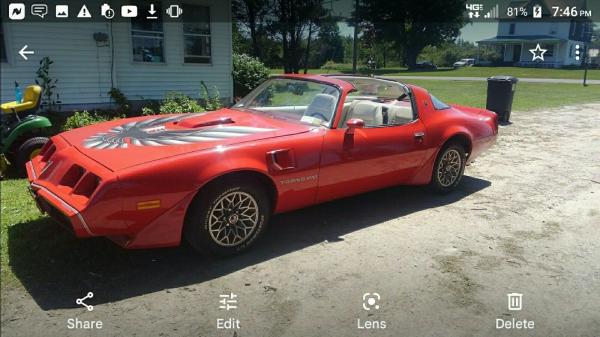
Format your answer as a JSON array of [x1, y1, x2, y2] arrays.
[[2, 103, 600, 337]]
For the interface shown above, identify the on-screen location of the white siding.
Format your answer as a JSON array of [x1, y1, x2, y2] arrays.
[[0, 0, 232, 110], [111, 0, 232, 101], [1, 22, 113, 105]]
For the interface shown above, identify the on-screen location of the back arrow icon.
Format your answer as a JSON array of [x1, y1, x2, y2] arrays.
[[19, 45, 34, 60]]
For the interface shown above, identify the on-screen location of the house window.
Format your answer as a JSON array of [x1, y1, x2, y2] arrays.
[[183, 5, 211, 64], [0, 25, 7, 63], [131, 4, 165, 63], [549, 22, 558, 35], [509, 23, 515, 35]]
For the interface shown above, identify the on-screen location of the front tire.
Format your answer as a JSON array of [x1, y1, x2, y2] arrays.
[[184, 179, 271, 257], [430, 143, 466, 194]]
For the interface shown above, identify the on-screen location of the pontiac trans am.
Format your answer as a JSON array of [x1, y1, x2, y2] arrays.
[[26, 75, 497, 256]]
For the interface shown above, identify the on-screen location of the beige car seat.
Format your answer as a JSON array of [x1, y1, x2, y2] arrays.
[[346, 100, 383, 127], [386, 105, 414, 125], [304, 94, 337, 121]]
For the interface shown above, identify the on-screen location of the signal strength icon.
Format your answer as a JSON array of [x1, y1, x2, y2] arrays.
[[484, 4, 499, 19]]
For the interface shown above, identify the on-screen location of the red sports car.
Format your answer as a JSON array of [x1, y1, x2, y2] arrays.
[[27, 75, 497, 256]]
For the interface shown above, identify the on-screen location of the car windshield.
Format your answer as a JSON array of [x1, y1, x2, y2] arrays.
[[334, 76, 407, 100], [233, 78, 341, 127]]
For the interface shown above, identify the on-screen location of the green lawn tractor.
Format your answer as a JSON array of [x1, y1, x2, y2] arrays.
[[1, 85, 52, 178]]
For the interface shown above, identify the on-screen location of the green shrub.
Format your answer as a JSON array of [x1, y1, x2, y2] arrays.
[[158, 92, 205, 114], [320, 60, 338, 73], [141, 106, 155, 116], [62, 111, 107, 131], [108, 87, 131, 115], [200, 81, 223, 111], [232, 53, 270, 97]]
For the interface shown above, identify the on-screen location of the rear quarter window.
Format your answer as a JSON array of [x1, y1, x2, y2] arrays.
[[430, 95, 450, 110]]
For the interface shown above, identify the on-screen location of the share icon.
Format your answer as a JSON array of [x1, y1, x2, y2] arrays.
[[76, 292, 94, 311]]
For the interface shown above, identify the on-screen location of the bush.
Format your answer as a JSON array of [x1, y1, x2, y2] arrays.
[[232, 53, 270, 97], [158, 92, 205, 114], [141, 106, 155, 116], [108, 88, 131, 115], [200, 81, 222, 111], [320, 60, 339, 73], [62, 111, 107, 131]]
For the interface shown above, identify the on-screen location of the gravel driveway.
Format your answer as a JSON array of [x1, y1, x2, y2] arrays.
[[2, 103, 599, 337]]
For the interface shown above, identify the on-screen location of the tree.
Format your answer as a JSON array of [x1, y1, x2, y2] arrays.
[[269, 0, 327, 73], [308, 19, 344, 68], [233, 0, 270, 58], [361, 0, 467, 69]]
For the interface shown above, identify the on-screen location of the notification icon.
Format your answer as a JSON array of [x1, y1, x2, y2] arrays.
[[55, 5, 69, 18], [9, 3, 26, 20], [31, 4, 48, 18], [121, 5, 138, 18]]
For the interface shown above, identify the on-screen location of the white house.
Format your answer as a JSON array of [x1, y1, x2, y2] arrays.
[[0, 0, 233, 111], [478, 0, 593, 67]]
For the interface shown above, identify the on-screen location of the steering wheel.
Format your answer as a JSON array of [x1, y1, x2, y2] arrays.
[[307, 111, 330, 122]]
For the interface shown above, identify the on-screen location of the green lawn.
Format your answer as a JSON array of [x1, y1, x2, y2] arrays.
[[0, 178, 132, 288], [272, 66, 600, 80], [407, 80, 600, 111], [1, 80, 599, 289]]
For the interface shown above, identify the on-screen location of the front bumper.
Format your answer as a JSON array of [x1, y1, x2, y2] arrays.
[[27, 161, 95, 237]]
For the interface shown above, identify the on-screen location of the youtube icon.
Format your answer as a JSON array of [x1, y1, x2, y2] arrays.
[[121, 5, 137, 18]]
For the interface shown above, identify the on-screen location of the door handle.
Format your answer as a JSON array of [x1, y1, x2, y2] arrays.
[[414, 131, 425, 139]]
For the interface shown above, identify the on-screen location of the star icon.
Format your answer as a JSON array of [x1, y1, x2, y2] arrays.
[[529, 43, 547, 62]]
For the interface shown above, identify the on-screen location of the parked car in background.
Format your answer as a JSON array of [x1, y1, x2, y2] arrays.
[[26, 75, 498, 256], [474, 60, 493, 66], [414, 61, 438, 70], [453, 58, 476, 67]]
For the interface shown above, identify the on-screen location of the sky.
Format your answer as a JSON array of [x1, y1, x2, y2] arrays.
[[333, 0, 498, 43], [338, 22, 499, 43], [331, 0, 599, 43]]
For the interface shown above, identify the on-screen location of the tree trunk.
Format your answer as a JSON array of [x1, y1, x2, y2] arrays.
[[304, 23, 313, 74], [404, 47, 419, 69], [247, 3, 260, 58]]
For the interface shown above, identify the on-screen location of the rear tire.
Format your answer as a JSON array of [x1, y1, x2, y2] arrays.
[[16, 137, 49, 173], [430, 143, 466, 194], [184, 178, 271, 257]]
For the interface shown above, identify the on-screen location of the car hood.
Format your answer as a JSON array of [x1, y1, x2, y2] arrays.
[[60, 109, 314, 171]]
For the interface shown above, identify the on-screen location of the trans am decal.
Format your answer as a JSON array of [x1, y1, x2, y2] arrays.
[[83, 114, 275, 149]]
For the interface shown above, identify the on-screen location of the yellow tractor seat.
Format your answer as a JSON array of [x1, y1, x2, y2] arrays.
[[1, 85, 42, 115]]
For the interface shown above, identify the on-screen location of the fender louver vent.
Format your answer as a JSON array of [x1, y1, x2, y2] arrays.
[[41, 143, 56, 162], [73, 173, 100, 198], [59, 165, 101, 199], [60, 165, 85, 188]]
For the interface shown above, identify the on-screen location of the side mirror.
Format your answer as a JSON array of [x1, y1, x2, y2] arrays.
[[345, 118, 365, 135]]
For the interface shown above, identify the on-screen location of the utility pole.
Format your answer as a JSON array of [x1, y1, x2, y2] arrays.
[[352, 0, 359, 73], [582, 46, 588, 87]]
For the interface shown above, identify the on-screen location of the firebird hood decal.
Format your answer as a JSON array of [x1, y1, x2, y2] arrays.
[[83, 114, 276, 149]]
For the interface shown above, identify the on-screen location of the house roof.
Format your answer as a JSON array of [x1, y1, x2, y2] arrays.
[[478, 35, 568, 43]]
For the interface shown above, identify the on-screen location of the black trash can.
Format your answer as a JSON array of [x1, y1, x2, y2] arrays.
[[486, 76, 518, 123]]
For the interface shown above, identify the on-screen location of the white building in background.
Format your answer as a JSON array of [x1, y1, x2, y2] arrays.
[[1, 0, 233, 111], [478, 0, 593, 68]]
